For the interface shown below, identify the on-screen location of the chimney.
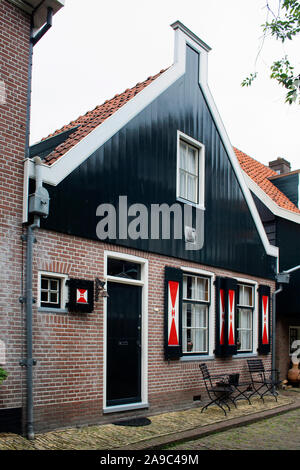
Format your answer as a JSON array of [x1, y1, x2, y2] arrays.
[[269, 157, 291, 175]]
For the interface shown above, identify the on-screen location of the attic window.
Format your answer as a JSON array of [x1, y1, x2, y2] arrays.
[[176, 131, 205, 209]]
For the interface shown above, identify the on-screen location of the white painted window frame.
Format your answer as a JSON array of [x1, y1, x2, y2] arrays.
[[236, 283, 255, 353], [180, 266, 215, 360], [176, 131, 205, 210], [182, 273, 210, 355], [37, 271, 69, 312], [103, 250, 149, 414], [233, 277, 258, 357]]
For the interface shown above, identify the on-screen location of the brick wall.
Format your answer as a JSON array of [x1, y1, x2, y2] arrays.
[[0, 0, 30, 411], [31, 230, 274, 432]]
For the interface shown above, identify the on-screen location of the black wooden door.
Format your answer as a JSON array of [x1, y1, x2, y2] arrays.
[[106, 282, 142, 406]]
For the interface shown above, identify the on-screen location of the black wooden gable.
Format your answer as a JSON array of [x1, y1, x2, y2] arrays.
[[37, 44, 276, 279]]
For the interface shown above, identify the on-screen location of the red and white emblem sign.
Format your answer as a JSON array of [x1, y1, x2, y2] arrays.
[[76, 288, 88, 304], [168, 281, 179, 346]]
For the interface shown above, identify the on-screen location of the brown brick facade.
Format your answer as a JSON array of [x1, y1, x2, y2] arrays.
[[30, 229, 274, 432]]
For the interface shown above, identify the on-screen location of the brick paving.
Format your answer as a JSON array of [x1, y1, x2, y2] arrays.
[[0, 392, 299, 450]]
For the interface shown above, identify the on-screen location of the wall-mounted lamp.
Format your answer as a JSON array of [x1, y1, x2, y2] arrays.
[[95, 278, 109, 300]]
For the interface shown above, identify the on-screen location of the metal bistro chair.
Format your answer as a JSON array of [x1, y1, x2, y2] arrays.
[[199, 363, 236, 416], [247, 359, 280, 403]]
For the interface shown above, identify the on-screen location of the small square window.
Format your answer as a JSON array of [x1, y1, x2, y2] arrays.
[[238, 284, 253, 307], [39, 274, 67, 310], [183, 275, 209, 302]]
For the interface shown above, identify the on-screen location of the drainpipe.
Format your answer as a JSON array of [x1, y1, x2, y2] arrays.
[[22, 4, 53, 441], [272, 284, 283, 388], [24, 215, 40, 441], [22, 156, 49, 440], [25, 6, 53, 157]]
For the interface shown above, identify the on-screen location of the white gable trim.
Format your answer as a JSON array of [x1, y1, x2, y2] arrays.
[[27, 58, 185, 187], [24, 22, 278, 259], [242, 171, 300, 225]]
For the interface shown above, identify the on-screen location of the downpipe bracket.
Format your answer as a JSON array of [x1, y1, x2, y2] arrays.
[[20, 234, 37, 243], [19, 297, 37, 304], [20, 359, 37, 367]]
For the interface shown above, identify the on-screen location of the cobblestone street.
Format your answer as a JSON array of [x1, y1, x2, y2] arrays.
[[0, 393, 299, 450], [164, 408, 300, 450]]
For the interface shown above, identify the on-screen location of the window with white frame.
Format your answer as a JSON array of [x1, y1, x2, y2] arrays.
[[177, 133, 205, 208], [236, 284, 254, 352], [182, 274, 209, 354], [39, 273, 68, 310]]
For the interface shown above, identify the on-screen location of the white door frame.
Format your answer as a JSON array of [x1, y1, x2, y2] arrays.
[[103, 250, 149, 413]]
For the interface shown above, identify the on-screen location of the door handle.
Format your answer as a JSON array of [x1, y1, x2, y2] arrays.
[[118, 340, 128, 346]]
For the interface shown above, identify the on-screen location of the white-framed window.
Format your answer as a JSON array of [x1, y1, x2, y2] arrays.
[[289, 326, 300, 356], [176, 131, 205, 209], [182, 274, 210, 354], [236, 284, 254, 352], [38, 272, 68, 310]]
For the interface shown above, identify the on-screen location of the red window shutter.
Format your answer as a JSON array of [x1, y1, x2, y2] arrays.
[[214, 277, 238, 357], [258, 285, 271, 354], [164, 266, 183, 359]]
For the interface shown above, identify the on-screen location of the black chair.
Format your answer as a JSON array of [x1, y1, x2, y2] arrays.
[[247, 359, 280, 403], [227, 373, 252, 405], [199, 363, 236, 416]]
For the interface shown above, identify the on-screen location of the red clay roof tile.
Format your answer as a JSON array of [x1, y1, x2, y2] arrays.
[[42, 68, 168, 164], [234, 147, 300, 214]]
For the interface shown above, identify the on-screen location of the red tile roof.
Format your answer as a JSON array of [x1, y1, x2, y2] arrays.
[[42, 69, 168, 165], [234, 147, 300, 214]]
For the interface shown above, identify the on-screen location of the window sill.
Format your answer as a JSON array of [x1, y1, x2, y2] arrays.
[[176, 197, 206, 211], [232, 352, 258, 359], [38, 307, 68, 314], [103, 402, 149, 414], [180, 355, 214, 362]]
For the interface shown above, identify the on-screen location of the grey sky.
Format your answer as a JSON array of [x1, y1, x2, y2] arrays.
[[30, 0, 300, 170]]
